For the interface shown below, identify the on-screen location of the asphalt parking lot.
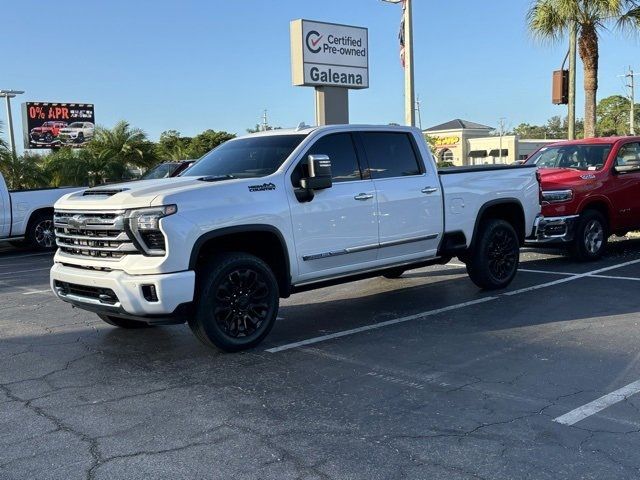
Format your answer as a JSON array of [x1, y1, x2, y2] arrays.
[[2, 240, 640, 480]]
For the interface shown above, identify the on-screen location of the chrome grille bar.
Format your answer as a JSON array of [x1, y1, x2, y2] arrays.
[[54, 210, 140, 260]]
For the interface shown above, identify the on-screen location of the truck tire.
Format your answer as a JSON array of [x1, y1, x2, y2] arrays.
[[189, 253, 279, 352], [98, 314, 154, 329], [569, 210, 607, 261], [25, 211, 56, 250], [382, 268, 406, 279], [465, 219, 519, 290]]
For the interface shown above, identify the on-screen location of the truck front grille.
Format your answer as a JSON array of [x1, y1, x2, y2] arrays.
[[54, 210, 140, 259]]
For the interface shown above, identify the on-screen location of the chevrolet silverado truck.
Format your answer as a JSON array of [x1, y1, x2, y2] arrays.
[[1, 172, 81, 249], [50, 125, 541, 351], [526, 136, 640, 260]]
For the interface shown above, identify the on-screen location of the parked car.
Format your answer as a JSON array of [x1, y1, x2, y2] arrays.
[[29, 121, 68, 144], [0, 172, 82, 250], [141, 160, 196, 180], [58, 122, 94, 144], [526, 136, 640, 260], [50, 125, 541, 351]]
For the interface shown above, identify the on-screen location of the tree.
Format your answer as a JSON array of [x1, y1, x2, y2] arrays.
[[43, 148, 96, 187], [513, 115, 584, 139], [0, 151, 49, 190], [186, 130, 235, 158], [156, 130, 193, 161], [88, 121, 157, 182], [528, 0, 640, 138], [597, 94, 639, 136], [246, 125, 281, 134]]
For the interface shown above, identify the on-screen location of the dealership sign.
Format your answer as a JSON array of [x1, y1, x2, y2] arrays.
[[290, 19, 369, 89], [21, 102, 95, 149]]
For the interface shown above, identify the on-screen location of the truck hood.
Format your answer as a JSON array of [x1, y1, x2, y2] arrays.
[[55, 176, 223, 210], [537, 167, 598, 190]]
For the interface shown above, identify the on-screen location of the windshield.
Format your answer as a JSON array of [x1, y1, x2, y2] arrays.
[[68, 122, 83, 128], [184, 135, 306, 179], [528, 144, 612, 171]]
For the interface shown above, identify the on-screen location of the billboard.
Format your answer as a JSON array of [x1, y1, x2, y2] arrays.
[[21, 102, 95, 149], [290, 19, 369, 89]]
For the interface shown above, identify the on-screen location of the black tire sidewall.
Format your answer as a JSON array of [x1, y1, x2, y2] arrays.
[[466, 219, 520, 290], [191, 253, 279, 352], [571, 211, 607, 261]]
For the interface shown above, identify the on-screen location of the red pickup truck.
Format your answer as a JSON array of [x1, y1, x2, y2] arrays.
[[526, 136, 640, 260]]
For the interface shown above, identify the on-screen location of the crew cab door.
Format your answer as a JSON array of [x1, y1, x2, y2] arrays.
[[287, 132, 378, 282], [357, 131, 443, 261], [0, 175, 9, 238], [610, 141, 640, 229]]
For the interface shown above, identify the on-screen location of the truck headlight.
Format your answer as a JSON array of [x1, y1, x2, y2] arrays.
[[541, 190, 573, 204], [125, 205, 177, 256]]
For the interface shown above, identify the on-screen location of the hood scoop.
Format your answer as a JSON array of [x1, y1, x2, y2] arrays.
[[82, 188, 130, 197], [198, 175, 235, 182]]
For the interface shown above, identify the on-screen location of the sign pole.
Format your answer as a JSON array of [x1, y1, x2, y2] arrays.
[[404, 0, 415, 127], [315, 87, 349, 125]]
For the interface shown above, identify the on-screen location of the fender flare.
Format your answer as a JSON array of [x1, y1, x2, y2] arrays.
[[469, 198, 525, 250], [188, 224, 292, 295]]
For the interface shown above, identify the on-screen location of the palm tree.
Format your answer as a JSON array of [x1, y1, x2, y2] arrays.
[[88, 121, 157, 182], [528, 0, 640, 138], [0, 151, 49, 190]]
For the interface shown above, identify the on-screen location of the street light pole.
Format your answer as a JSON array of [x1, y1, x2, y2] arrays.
[[0, 89, 25, 157], [381, 0, 416, 127]]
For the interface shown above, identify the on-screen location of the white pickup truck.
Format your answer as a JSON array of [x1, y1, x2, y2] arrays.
[[50, 125, 541, 351], [0, 173, 80, 249]]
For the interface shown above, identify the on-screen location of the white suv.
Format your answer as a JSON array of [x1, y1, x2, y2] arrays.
[[58, 122, 94, 144]]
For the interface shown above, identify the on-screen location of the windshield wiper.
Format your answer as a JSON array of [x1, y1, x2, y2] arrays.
[[198, 174, 236, 182]]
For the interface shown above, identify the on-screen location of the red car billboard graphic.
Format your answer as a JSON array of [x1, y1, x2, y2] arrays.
[[21, 102, 95, 149]]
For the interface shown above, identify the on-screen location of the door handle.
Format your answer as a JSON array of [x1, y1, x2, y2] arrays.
[[421, 187, 438, 194], [354, 193, 374, 201]]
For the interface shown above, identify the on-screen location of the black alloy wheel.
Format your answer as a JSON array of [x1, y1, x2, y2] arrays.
[[466, 219, 520, 290], [189, 253, 279, 352], [487, 226, 518, 282], [213, 268, 271, 338], [44, 132, 53, 143]]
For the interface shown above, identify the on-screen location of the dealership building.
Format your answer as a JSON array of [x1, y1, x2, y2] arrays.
[[424, 119, 556, 166]]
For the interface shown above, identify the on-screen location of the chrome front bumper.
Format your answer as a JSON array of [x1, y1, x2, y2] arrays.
[[527, 215, 580, 244]]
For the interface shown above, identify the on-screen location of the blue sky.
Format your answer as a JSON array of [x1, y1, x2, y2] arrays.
[[1, 0, 638, 150]]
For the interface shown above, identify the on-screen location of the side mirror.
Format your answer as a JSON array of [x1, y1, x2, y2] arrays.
[[300, 155, 333, 190], [614, 164, 640, 174]]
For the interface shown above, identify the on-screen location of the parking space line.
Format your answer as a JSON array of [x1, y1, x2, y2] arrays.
[[518, 268, 576, 276], [0, 267, 50, 276], [554, 379, 640, 426], [266, 296, 497, 353], [503, 259, 640, 296], [21, 289, 52, 296], [0, 252, 53, 260], [590, 274, 640, 282]]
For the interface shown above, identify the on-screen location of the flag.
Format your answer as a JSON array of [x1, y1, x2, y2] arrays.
[[399, 0, 406, 68]]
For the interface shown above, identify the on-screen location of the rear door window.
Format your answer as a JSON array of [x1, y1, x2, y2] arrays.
[[359, 132, 422, 179]]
